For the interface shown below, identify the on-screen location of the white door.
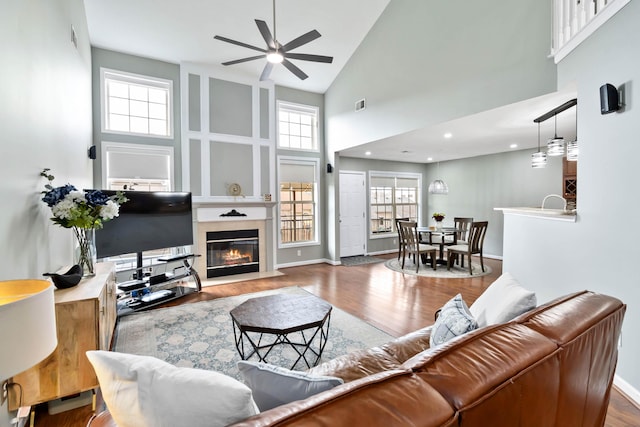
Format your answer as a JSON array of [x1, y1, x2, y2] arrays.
[[339, 171, 366, 257]]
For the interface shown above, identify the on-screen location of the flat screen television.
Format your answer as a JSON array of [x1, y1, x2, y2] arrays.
[[94, 190, 193, 261]]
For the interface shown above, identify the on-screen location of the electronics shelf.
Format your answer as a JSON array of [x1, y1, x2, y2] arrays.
[[115, 253, 201, 316]]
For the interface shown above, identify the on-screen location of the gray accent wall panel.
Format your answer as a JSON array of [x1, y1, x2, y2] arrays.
[[260, 145, 270, 196], [189, 139, 202, 196], [210, 141, 254, 196], [260, 88, 269, 139], [188, 74, 201, 132], [209, 78, 252, 136]]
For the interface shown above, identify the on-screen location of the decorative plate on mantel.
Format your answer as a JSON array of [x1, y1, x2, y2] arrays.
[[228, 183, 242, 197]]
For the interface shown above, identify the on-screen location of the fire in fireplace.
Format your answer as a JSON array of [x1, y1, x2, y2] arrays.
[[206, 229, 259, 278]]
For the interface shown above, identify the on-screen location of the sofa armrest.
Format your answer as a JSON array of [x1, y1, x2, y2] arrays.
[[381, 325, 433, 364]]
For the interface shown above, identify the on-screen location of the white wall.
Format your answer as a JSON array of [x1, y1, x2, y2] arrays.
[[502, 0, 640, 397], [0, 0, 93, 422]]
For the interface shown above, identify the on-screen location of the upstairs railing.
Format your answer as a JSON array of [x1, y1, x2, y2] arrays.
[[552, 0, 631, 63]]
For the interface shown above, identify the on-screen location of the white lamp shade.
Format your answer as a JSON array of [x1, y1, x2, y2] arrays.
[[0, 280, 57, 381], [428, 179, 449, 194]]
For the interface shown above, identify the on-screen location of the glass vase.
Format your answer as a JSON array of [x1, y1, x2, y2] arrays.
[[74, 227, 97, 277]]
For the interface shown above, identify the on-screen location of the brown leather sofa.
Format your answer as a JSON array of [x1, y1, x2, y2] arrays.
[[89, 291, 625, 427], [230, 290, 625, 427]]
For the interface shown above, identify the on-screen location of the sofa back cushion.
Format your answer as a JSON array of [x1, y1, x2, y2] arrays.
[[468, 272, 536, 328]]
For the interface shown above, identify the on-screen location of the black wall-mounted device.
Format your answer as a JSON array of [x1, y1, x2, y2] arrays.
[[326, 163, 333, 173], [88, 145, 97, 159], [600, 84, 620, 114]]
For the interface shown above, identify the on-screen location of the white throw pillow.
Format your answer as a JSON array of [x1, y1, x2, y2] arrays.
[[86, 351, 259, 427], [237, 360, 344, 411], [429, 294, 477, 348], [469, 272, 537, 328]]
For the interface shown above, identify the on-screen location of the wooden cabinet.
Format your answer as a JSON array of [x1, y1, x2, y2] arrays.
[[8, 263, 117, 410], [563, 157, 577, 209]]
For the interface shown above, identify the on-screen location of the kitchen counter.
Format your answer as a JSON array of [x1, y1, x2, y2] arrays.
[[494, 207, 577, 222]]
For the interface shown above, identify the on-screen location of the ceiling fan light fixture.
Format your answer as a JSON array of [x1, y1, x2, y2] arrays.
[[266, 52, 284, 64]]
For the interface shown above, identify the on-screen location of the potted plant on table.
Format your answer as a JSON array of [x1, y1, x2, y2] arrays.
[[432, 212, 445, 229], [40, 169, 127, 277]]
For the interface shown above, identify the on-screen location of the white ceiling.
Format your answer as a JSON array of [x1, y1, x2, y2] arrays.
[[83, 0, 391, 94], [83, 0, 576, 164], [339, 86, 579, 164]]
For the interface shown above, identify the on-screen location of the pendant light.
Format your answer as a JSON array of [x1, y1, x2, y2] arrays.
[[428, 162, 449, 194], [531, 122, 547, 168], [547, 113, 565, 156], [566, 106, 578, 161]]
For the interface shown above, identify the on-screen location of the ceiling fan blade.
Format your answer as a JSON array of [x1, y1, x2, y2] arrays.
[[281, 29, 321, 52], [260, 62, 274, 81], [282, 59, 308, 80], [255, 20, 277, 49], [222, 55, 265, 66], [214, 35, 266, 53], [285, 53, 333, 63]]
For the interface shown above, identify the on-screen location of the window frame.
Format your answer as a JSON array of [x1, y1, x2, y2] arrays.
[[100, 68, 174, 139], [368, 171, 421, 239], [277, 156, 320, 248], [101, 141, 175, 191], [276, 100, 319, 152]]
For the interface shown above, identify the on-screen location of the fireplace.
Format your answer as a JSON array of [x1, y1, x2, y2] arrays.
[[206, 229, 259, 278]]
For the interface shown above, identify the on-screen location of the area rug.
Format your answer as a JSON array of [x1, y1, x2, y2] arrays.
[[384, 258, 492, 278], [340, 255, 386, 266], [113, 287, 393, 381]]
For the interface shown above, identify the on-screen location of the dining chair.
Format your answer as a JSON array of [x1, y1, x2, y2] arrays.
[[445, 221, 488, 275], [399, 221, 438, 272], [394, 217, 410, 261], [443, 217, 473, 266]]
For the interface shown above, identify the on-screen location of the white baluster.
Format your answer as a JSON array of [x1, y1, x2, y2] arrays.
[[564, 0, 572, 46]]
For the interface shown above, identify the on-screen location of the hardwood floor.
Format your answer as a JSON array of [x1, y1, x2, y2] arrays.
[[32, 255, 639, 426]]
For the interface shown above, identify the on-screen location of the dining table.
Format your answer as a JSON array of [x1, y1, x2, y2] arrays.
[[416, 226, 461, 265]]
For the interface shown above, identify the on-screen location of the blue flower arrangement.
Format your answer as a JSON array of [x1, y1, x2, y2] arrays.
[[40, 169, 127, 276]]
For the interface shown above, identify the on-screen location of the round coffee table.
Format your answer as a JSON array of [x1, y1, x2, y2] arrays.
[[230, 293, 332, 369]]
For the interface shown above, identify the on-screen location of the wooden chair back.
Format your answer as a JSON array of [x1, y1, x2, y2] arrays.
[[468, 221, 488, 254], [453, 217, 473, 242]]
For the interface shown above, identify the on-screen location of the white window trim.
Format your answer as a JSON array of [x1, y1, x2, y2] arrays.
[[276, 100, 319, 152], [368, 171, 422, 239], [101, 141, 175, 191], [100, 67, 174, 139], [277, 156, 320, 248]]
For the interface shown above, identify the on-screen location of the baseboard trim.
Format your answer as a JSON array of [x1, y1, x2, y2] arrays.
[[276, 258, 332, 269], [614, 375, 640, 408]]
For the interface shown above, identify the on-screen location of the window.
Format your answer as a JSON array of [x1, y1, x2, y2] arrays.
[[102, 142, 174, 191], [369, 173, 420, 235], [278, 158, 319, 245], [277, 101, 318, 151], [101, 69, 172, 138]]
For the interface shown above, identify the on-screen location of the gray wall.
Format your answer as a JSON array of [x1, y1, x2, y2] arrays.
[[324, 0, 557, 153], [91, 48, 182, 190], [0, 0, 92, 423], [340, 149, 562, 258], [274, 86, 328, 265], [502, 1, 640, 395], [324, 0, 558, 262], [426, 149, 563, 257]]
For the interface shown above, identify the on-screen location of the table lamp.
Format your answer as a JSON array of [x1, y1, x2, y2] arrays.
[[0, 280, 57, 405]]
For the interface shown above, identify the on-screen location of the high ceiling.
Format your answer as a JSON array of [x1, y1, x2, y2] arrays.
[[84, 0, 575, 164], [339, 86, 578, 164], [83, 0, 391, 94]]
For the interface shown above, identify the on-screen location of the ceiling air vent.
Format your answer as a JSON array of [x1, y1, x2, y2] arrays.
[[355, 98, 366, 112]]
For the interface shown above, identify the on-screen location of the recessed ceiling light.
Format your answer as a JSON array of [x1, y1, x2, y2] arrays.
[[510, 144, 518, 149], [365, 151, 372, 156], [427, 157, 433, 162], [444, 132, 453, 139]]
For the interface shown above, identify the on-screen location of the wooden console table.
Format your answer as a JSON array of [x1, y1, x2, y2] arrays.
[[8, 262, 117, 410]]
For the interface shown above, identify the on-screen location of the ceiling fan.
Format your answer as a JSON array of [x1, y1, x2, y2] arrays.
[[213, 0, 333, 81]]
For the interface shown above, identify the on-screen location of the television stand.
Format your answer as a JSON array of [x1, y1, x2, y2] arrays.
[[116, 254, 201, 316]]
